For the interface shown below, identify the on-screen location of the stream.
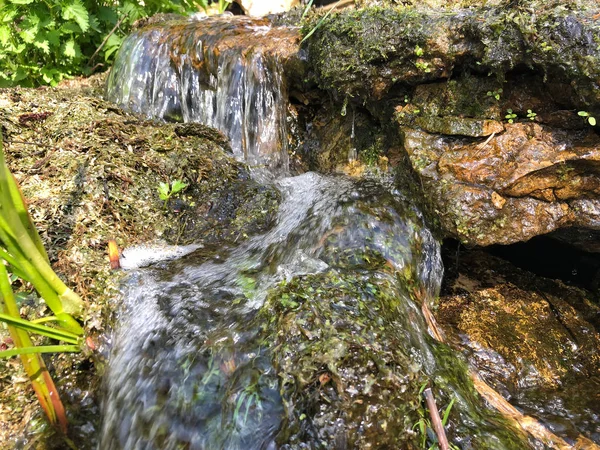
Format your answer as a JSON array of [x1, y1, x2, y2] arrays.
[[101, 15, 538, 449]]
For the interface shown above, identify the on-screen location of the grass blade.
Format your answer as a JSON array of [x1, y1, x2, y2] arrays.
[[0, 312, 80, 343], [0, 344, 80, 358], [301, 4, 335, 44], [442, 396, 456, 427]]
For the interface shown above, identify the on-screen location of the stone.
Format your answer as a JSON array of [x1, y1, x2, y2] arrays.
[[436, 250, 600, 441], [400, 123, 600, 246], [236, 0, 300, 16]]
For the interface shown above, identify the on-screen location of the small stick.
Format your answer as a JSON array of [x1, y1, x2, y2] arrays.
[[88, 14, 128, 65], [423, 388, 450, 450]]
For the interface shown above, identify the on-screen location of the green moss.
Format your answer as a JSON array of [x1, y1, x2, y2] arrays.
[[303, 3, 600, 104]]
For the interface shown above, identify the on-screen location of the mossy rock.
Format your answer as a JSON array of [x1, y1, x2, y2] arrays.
[[304, 2, 600, 105]]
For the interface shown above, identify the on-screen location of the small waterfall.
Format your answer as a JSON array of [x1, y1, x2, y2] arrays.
[[106, 16, 297, 175], [101, 15, 532, 450]]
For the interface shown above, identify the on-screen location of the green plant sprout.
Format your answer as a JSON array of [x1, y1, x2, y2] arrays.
[[158, 179, 188, 207], [486, 88, 503, 101], [301, 3, 336, 44], [578, 111, 597, 126], [526, 109, 537, 121], [216, 0, 232, 13], [234, 384, 263, 427], [540, 41, 552, 52], [505, 109, 517, 123], [301, 0, 314, 19]]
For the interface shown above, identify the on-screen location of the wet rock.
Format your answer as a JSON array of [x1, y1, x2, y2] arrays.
[[400, 122, 600, 246], [413, 116, 504, 137], [305, 2, 600, 105], [437, 249, 600, 443]]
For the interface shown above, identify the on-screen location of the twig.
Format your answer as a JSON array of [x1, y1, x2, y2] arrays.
[[423, 388, 450, 450], [88, 14, 128, 65]]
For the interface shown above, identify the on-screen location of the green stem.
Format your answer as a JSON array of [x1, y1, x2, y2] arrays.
[[0, 345, 80, 358], [0, 312, 80, 344], [0, 227, 83, 335]]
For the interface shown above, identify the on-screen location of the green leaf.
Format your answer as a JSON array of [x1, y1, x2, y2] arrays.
[[45, 29, 60, 47], [0, 25, 10, 45], [63, 38, 80, 59], [62, 0, 89, 33], [170, 179, 188, 194], [59, 22, 82, 34], [0, 312, 80, 343], [578, 111, 589, 117], [9, 0, 35, 4], [33, 35, 50, 54], [442, 397, 456, 426], [158, 182, 170, 200], [589, 117, 596, 126], [0, 344, 80, 358]]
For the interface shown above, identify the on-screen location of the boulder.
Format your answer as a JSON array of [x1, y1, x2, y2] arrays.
[[400, 121, 600, 246], [436, 249, 600, 441]]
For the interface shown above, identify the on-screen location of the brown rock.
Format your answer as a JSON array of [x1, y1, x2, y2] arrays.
[[401, 123, 600, 245], [436, 250, 600, 442]]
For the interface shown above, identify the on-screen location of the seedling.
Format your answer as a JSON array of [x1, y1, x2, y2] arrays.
[[505, 109, 517, 123], [158, 179, 188, 208], [486, 88, 503, 101], [578, 111, 597, 126], [526, 109, 537, 121]]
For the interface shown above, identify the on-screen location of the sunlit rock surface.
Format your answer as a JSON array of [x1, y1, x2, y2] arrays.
[[437, 250, 600, 443], [400, 123, 600, 246]]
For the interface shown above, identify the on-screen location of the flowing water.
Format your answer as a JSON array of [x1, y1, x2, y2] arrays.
[[106, 15, 297, 176], [102, 15, 533, 450]]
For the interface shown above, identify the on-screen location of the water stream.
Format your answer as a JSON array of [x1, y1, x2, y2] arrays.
[[102, 15, 532, 449]]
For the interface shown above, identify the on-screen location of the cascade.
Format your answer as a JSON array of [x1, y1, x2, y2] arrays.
[[101, 14, 533, 450], [106, 16, 297, 175]]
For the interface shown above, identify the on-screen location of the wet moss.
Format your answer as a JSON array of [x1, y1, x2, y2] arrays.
[[259, 271, 425, 449], [304, 2, 600, 104]]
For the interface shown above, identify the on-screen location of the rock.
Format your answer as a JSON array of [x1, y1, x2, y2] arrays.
[[436, 249, 600, 441], [305, 3, 600, 105], [236, 0, 300, 16], [413, 116, 504, 137], [400, 122, 600, 246]]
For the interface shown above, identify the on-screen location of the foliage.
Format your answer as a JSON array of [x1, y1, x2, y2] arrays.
[[578, 110, 597, 126], [413, 383, 459, 450], [0, 134, 84, 431], [301, 2, 336, 44], [486, 88, 502, 101], [158, 179, 188, 207], [0, 0, 203, 87], [526, 109, 537, 121], [505, 109, 517, 123]]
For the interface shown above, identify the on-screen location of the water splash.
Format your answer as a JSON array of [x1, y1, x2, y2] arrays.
[[101, 173, 529, 449], [106, 16, 297, 175]]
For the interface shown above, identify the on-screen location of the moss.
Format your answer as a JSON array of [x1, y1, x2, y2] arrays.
[[303, 2, 600, 104], [258, 271, 425, 449]]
